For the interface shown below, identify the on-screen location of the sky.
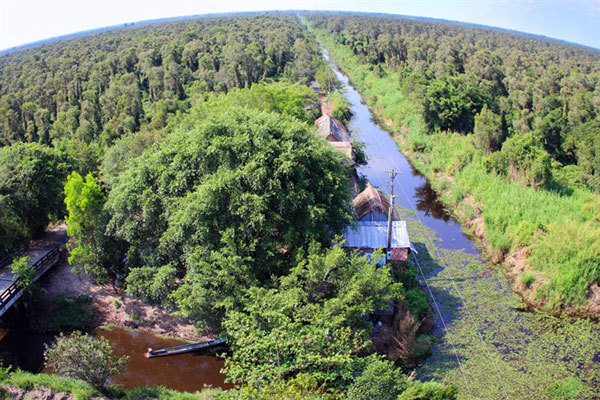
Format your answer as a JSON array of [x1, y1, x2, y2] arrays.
[[0, 0, 598, 51]]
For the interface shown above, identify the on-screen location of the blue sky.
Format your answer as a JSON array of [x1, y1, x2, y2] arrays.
[[0, 0, 598, 50]]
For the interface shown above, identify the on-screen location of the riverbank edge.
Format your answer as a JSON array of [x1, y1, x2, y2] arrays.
[[310, 28, 599, 319], [0, 369, 222, 400]]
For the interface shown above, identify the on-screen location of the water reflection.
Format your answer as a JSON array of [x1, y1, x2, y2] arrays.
[[414, 182, 451, 222]]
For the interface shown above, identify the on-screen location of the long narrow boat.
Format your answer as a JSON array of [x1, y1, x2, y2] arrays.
[[144, 338, 225, 358]]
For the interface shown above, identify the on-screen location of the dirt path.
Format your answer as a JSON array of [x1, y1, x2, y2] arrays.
[[39, 227, 212, 341]]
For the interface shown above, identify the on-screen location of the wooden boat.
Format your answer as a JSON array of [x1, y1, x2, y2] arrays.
[[145, 338, 225, 358]]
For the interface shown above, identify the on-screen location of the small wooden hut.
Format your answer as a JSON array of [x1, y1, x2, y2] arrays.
[[353, 183, 398, 222]]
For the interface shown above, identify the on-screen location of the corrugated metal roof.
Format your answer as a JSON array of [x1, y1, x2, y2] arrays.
[[342, 221, 411, 249]]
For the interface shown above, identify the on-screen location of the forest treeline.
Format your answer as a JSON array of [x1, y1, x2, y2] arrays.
[[0, 13, 453, 399], [0, 13, 326, 254], [0, 13, 321, 148], [307, 13, 600, 312], [310, 13, 600, 191]]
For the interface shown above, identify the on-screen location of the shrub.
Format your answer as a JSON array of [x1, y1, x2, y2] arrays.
[[521, 272, 536, 289], [398, 380, 458, 400], [10, 256, 36, 293], [44, 331, 129, 392], [347, 359, 407, 400]]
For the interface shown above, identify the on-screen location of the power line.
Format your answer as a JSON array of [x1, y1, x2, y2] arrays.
[[369, 135, 511, 400]]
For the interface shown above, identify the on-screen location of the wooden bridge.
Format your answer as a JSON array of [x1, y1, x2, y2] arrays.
[[0, 235, 64, 317]]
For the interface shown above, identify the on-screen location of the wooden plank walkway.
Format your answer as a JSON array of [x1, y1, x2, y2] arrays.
[[0, 228, 67, 317]]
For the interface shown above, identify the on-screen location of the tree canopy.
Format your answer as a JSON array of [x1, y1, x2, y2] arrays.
[[104, 107, 353, 327]]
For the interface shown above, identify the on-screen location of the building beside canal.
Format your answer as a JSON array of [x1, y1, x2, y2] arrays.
[[342, 184, 411, 261]]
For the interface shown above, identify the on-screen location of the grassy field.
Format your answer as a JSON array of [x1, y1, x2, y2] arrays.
[[312, 28, 600, 314]]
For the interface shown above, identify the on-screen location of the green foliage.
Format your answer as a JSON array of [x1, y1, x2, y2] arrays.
[[44, 331, 129, 391], [0, 14, 323, 148], [346, 359, 407, 400], [64, 172, 120, 280], [498, 132, 553, 189], [3, 369, 98, 400], [0, 143, 68, 257], [473, 105, 503, 154], [521, 272, 536, 288], [326, 91, 352, 124], [228, 373, 335, 399], [562, 117, 600, 191], [546, 378, 584, 399], [10, 256, 35, 292], [398, 380, 458, 400], [222, 243, 402, 389], [185, 82, 319, 124], [107, 108, 353, 328], [315, 64, 340, 92], [405, 288, 430, 319], [1, 370, 223, 400], [424, 76, 487, 133], [99, 128, 164, 188]]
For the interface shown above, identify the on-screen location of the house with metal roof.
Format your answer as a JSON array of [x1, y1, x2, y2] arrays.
[[343, 184, 413, 261], [342, 221, 411, 261]]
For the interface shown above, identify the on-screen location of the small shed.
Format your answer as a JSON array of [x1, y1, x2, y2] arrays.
[[316, 114, 351, 142], [353, 183, 398, 222], [342, 221, 411, 261]]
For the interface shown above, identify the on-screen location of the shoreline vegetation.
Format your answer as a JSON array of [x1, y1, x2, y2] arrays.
[[306, 16, 600, 317]]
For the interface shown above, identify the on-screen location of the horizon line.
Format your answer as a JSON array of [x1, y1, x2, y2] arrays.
[[1, 9, 598, 55]]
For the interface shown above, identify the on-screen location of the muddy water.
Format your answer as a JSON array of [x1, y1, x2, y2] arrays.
[[92, 327, 233, 391], [0, 321, 231, 392]]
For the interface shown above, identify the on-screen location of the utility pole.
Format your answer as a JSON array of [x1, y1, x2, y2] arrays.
[[386, 169, 398, 259]]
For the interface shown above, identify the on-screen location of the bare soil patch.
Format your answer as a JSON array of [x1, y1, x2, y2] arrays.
[[39, 228, 212, 341]]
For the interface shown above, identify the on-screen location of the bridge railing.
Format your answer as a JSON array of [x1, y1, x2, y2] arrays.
[[0, 244, 61, 310]]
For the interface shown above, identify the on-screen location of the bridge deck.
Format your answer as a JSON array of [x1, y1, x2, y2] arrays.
[[0, 227, 68, 316]]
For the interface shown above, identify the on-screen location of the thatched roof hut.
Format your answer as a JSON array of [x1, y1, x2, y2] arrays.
[[316, 114, 351, 142], [353, 183, 398, 221]]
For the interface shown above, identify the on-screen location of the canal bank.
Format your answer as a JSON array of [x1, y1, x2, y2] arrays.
[[317, 40, 600, 399], [0, 240, 231, 393]]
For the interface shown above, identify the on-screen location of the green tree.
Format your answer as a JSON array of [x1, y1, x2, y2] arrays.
[[64, 172, 118, 279], [0, 143, 67, 257], [10, 256, 36, 293], [347, 359, 407, 400], [222, 243, 402, 389], [473, 105, 503, 154], [106, 108, 353, 327], [44, 331, 129, 392]]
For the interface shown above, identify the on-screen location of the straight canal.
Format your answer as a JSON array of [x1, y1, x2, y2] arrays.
[[321, 47, 600, 399]]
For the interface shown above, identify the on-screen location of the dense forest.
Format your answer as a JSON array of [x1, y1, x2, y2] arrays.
[[0, 13, 454, 399], [0, 13, 326, 255], [3, 9, 600, 399], [307, 13, 600, 313]]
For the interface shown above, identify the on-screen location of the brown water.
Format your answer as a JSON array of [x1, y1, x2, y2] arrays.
[[93, 327, 233, 391], [1, 319, 232, 392]]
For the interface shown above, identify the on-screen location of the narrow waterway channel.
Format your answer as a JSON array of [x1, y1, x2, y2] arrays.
[[321, 47, 600, 399]]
